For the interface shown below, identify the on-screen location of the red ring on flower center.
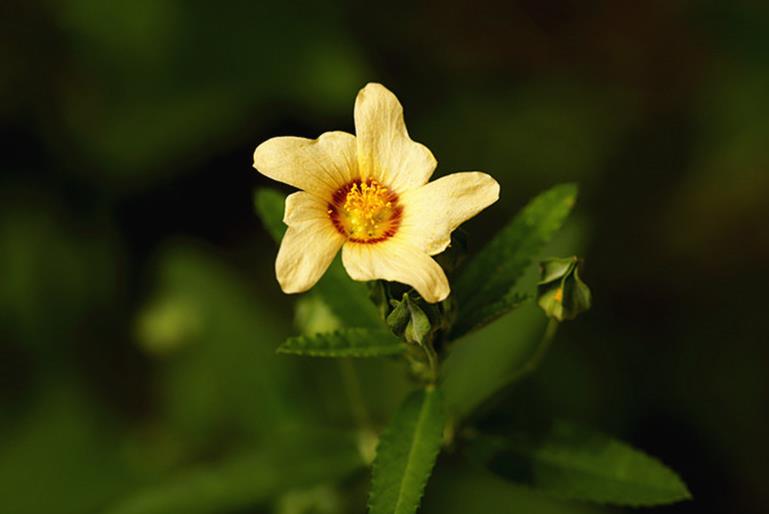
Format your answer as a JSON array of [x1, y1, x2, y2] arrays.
[[327, 179, 402, 244]]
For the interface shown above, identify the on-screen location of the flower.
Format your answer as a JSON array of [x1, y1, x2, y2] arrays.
[[253, 83, 499, 303]]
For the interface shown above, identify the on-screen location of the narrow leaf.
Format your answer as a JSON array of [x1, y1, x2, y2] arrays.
[[442, 303, 546, 419], [453, 184, 577, 338], [469, 420, 691, 506], [450, 291, 529, 340], [369, 387, 446, 514], [278, 328, 405, 358]]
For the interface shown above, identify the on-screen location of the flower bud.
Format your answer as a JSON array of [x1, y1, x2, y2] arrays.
[[536, 256, 592, 321], [386, 293, 433, 345]]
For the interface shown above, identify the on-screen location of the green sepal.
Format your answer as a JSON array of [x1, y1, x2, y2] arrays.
[[386, 293, 432, 346], [536, 256, 592, 321]]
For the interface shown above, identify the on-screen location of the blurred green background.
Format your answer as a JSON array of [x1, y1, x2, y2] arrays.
[[2, 1, 768, 513]]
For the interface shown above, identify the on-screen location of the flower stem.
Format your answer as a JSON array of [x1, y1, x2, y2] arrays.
[[516, 317, 559, 378], [458, 318, 561, 427], [423, 341, 440, 385]]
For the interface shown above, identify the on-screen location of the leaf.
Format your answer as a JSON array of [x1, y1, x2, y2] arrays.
[[423, 466, 605, 514], [277, 328, 406, 358], [368, 387, 446, 514], [253, 188, 382, 328], [253, 188, 287, 241], [449, 291, 529, 340], [468, 420, 691, 506], [107, 432, 363, 514], [442, 303, 546, 419], [452, 184, 577, 339]]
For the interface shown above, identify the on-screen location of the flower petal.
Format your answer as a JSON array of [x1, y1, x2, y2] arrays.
[[341, 239, 449, 303], [399, 172, 500, 255], [253, 131, 359, 198], [276, 192, 345, 293], [354, 83, 437, 193]]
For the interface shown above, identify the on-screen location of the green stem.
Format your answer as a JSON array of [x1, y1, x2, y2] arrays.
[[338, 358, 371, 430], [423, 342, 439, 385], [515, 317, 559, 379]]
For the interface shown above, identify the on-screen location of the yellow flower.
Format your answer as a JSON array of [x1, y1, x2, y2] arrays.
[[253, 83, 499, 303]]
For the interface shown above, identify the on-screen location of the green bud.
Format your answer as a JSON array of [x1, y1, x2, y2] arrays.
[[536, 256, 592, 321], [386, 293, 433, 345]]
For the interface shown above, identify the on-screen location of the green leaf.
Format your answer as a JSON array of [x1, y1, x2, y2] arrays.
[[253, 188, 287, 241], [253, 188, 382, 328], [450, 291, 529, 340], [278, 328, 406, 358], [468, 420, 691, 506], [107, 432, 363, 514], [442, 303, 546, 419], [368, 387, 446, 514], [423, 466, 605, 514], [452, 184, 577, 338]]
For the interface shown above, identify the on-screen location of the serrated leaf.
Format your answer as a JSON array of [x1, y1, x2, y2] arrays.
[[107, 432, 363, 514], [254, 188, 287, 241], [278, 328, 405, 358], [453, 184, 577, 338], [369, 387, 446, 514], [450, 291, 529, 340], [253, 188, 382, 328], [468, 420, 691, 506]]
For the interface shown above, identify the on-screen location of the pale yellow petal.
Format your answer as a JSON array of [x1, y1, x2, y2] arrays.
[[341, 239, 449, 303], [354, 83, 437, 193], [253, 131, 359, 198], [276, 192, 344, 293], [283, 191, 329, 225], [399, 172, 500, 255]]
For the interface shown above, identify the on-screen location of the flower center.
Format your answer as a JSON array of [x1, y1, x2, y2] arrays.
[[328, 179, 402, 243]]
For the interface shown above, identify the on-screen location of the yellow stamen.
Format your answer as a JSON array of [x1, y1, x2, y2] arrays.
[[344, 181, 391, 234], [553, 287, 564, 303], [330, 180, 401, 243]]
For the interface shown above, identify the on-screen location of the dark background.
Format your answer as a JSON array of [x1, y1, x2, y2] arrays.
[[2, 1, 768, 513]]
